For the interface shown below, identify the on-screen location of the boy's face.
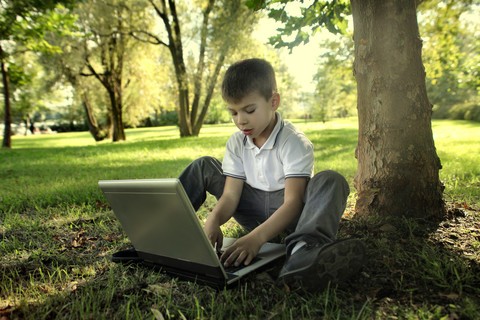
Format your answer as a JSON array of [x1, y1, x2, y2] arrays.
[[226, 91, 280, 146]]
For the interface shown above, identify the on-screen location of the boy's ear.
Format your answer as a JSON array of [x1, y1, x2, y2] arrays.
[[271, 92, 280, 110]]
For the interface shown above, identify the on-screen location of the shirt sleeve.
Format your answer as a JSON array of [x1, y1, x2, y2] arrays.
[[222, 133, 246, 180], [279, 130, 314, 179]]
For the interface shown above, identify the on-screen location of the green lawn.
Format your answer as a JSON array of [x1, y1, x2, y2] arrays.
[[1, 118, 479, 319]]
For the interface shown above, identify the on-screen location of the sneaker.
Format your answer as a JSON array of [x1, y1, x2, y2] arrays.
[[278, 238, 366, 292]]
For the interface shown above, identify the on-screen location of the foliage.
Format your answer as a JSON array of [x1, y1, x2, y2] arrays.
[[311, 33, 356, 120], [248, 0, 479, 122], [447, 102, 480, 122], [0, 1, 76, 41], [418, 0, 480, 121], [246, 0, 350, 51], [1, 119, 479, 318], [142, 109, 179, 127], [0, 1, 77, 147], [41, 0, 173, 140], [138, 0, 260, 137]]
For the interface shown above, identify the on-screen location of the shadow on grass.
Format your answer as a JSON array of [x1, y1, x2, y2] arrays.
[[2, 212, 370, 319], [339, 206, 480, 318], [4, 200, 479, 314], [3, 204, 479, 319]]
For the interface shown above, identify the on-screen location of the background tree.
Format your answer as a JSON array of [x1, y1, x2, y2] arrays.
[[0, 0, 74, 148], [200, 28, 301, 123], [8, 52, 51, 135], [42, 0, 164, 142], [419, 0, 480, 121], [248, 0, 445, 219], [76, 0, 149, 142], [41, 39, 113, 141], [134, 0, 258, 137], [312, 35, 356, 120]]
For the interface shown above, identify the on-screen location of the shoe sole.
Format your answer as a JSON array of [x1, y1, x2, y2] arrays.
[[279, 238, 366, 292]]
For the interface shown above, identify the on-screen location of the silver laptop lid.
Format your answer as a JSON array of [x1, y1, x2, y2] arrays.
[[98, 179, 222, 269]]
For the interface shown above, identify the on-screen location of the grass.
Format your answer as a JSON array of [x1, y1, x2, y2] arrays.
[[0, 118, 479, 319]]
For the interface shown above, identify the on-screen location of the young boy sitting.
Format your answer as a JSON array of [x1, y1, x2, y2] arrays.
[[178, 58, 365, 291]]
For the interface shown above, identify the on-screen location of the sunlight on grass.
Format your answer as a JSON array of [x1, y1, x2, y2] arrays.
[[11, 124, 237, 149], [432, 120, 480, 204], [1, 119, 480, 319], [4, 118, 479, 210]]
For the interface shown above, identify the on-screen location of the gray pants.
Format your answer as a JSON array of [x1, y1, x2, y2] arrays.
[[178, 156, 349, 254]]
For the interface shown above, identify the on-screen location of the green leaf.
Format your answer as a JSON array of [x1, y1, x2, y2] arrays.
[[245, 0, 266, 11]]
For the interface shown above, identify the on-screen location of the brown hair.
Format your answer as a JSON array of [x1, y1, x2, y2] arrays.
[[221, 58, 277, 103]]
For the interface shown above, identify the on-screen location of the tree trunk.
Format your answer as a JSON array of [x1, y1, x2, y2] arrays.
[[351, 0, 445, 219], [82, 92, 106, 141], [108, 85, 126, 142], [192, 49, 227, 136], [173, 56, 192, 137], [1, 46, 12, 149], [191, 0, 215, 131], [166, 0, 192, 137]]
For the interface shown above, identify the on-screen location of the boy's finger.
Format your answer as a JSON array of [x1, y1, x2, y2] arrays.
[[219, 248, 229, 263], [208, 234, 216, 246], [222, 249, 237, 266], [217, 237, 223, 251], [234, 251, 248, 267]]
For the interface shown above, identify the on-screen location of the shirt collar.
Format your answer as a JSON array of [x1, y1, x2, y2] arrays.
[[243, 112, 284, 150]]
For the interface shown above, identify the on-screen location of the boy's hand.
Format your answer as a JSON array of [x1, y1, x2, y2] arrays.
[[221, 233, 262, 267], [204, 217, 223, 252]]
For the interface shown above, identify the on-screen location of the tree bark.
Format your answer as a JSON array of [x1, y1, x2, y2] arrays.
[[84, 27, 126, 142], [109, 83, 126, 141], [351, 0, 445, 219], [191, 0, 215, 129], [1, 45, 12, 149], [82, 92, 106, 141], [165, 0, 192, 137], [192, 47, 227, 136]]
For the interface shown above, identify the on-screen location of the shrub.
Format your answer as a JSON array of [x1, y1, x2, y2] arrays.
[[448, 102, 480, 122]]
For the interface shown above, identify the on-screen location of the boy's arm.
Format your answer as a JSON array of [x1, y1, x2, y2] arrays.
[[203, 176, 244, 251], [222, 177, 307, 267]]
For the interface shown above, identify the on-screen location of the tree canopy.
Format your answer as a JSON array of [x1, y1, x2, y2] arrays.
[[1, 0, 478, 148], [1, 0, 76, 147]]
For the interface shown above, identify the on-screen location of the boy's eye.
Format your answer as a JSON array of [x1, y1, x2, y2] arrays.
[[229, 110, 237, 116], [246, 108, 255, 114]]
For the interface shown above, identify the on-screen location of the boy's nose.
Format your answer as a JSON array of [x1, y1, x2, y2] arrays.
[[237, 113, 247, 125]]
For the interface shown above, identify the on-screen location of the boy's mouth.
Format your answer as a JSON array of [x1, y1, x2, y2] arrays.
[[242, 129, 253, 136]]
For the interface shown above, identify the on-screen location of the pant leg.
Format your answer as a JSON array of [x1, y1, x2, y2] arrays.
[[285, 170, 349, 253], [178, 156, 225, 211], [234, 184, 284, 232], [178, 156, 279, 232]]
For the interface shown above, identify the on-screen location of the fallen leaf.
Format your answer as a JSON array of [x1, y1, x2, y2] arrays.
[[438, 292, 460, 300], [144, 284, 171, 296], [151, 308, 165, 320], [0, 304, 15, 316], [379, 224, 396, 232]]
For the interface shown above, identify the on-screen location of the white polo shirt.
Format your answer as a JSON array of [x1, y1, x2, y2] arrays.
[[222, 112, 314, 191]]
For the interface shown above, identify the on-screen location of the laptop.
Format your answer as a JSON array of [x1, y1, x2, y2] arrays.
[[98, 178, 285, 287]]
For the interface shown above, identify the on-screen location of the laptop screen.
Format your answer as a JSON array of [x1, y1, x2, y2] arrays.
[[99, 179, 223, 268]]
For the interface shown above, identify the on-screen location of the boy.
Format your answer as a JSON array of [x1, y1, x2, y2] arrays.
[[179, 58, 365, 291]]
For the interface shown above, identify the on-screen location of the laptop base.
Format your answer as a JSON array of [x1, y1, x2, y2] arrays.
[[111, 247, 285, 289]]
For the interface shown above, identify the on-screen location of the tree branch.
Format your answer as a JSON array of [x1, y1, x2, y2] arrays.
[[129, 30, 168, 47], [191, 0, 215, 123]]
